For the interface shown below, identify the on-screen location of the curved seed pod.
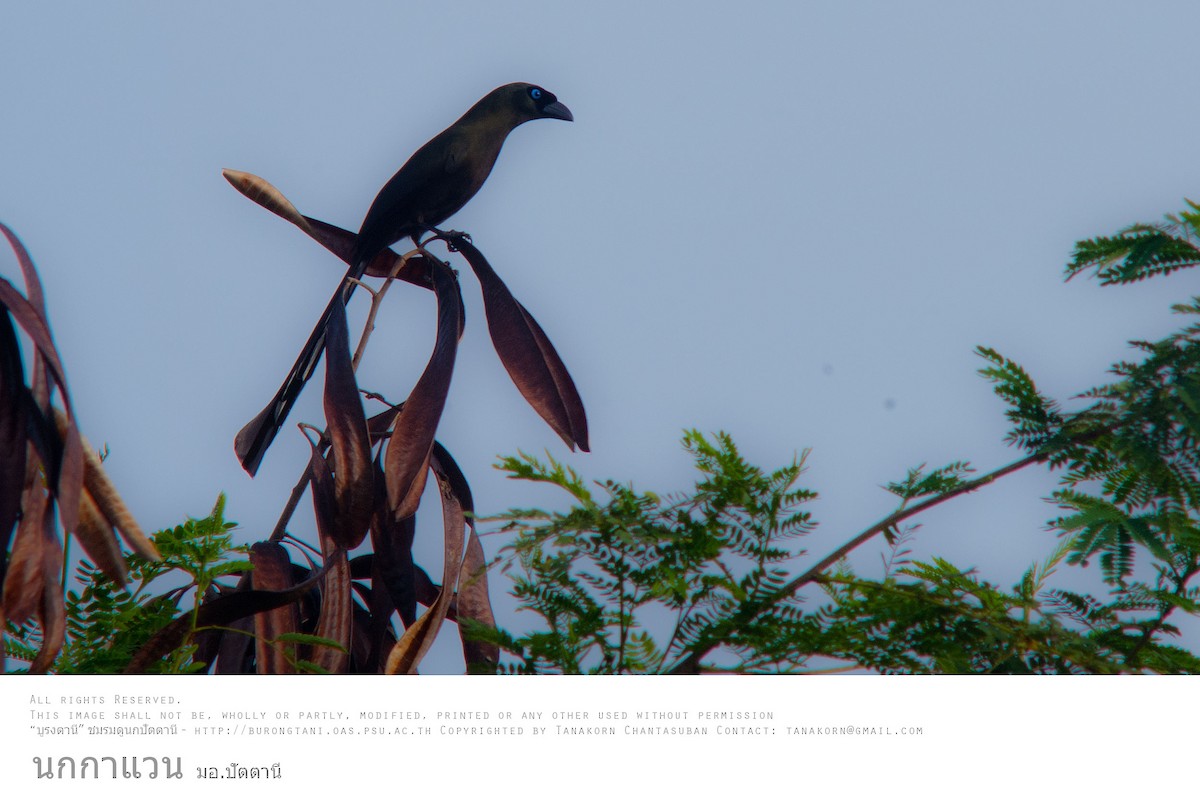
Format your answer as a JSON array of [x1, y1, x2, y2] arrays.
[[428, 442, 497, 672], [249, 542, 300, 674], [75, 489, 127, 584], [451, 235, 588, 451], [122, 562, 330, 674], [79, 442, 157, 561], [0, 225, 84, 541], [0, 311, 25, 568], [384, 463, 467, 675], [303, 430, 354, 673], [310, 543, 351, 674], [213, 616, 256, 674], [222, 169, 433, 284], [3, 465, 47, 625], [222, 170, 314, 236], [26, 483, 64, 674], [51, 409, 157, 562], [383, 261, 462, 522], [319, 302, 372, 549], [458, 530, 498, 674], [369, 471, 417, 628]]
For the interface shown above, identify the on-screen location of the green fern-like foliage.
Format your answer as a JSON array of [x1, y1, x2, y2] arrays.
[[1036, 302, 1200, 588], [485, 427, 1200, 673], [4, 494, 249, 674], [886, 462, 975, 502], [814, 545, 1200, 674], [976, 346, 1065, 453], [1065, 200, 1200, 285], [814, 559, 1109, 674], [483, 431, 818, 673]]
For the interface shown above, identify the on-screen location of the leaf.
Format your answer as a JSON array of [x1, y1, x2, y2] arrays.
[[384, 260, 462, 521], [274, 632, 349, 649], [886, 461, 974, 500], [976, 346, 1062, 451], [1066, 228, 1200, 285], [451, 235, 589, 452], [320, 301, 372, 549]]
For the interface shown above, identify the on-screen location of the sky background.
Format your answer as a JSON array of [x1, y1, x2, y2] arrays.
[[3, 1, 1199, 671]]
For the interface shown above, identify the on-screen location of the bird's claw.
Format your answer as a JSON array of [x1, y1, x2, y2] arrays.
[[424, 226, 471, 252]]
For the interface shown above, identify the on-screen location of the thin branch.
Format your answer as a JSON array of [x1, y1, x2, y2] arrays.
[[268, 449, 317, 543], [666, 448, 1048, 674], [351, 250, 415, 370], [789, 451, 1044, 597]]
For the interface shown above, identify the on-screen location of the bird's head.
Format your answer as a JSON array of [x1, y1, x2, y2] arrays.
[[496, 82, 574, 124]]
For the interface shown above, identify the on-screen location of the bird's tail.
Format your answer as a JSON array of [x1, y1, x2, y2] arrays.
[[234, 260, 365, 475]]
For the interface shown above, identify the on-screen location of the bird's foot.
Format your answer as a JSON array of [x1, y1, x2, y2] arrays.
[[422, 226, 471, 252]]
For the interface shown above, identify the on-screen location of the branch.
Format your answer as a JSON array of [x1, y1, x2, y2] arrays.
[[667, 448, 1047, 674], [351, 250, 416, 370]]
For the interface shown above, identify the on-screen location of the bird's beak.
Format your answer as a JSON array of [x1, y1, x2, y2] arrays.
[[541, 101, 573, 122]]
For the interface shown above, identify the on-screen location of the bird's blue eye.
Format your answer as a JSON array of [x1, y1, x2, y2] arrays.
[[530, 87, 542, 100]]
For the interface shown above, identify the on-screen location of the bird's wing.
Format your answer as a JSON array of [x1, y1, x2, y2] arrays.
[[443, 137, 470, 174], [357, 129, 468, 248]]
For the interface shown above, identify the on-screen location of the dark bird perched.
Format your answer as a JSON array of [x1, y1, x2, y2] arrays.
[[235, 82, 573, 475]]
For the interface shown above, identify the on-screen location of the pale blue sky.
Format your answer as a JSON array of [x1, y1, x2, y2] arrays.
[[3, 1, 1198, 670]]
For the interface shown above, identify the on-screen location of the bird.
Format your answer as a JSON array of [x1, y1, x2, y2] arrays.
[[235, 82, 573, 475]]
